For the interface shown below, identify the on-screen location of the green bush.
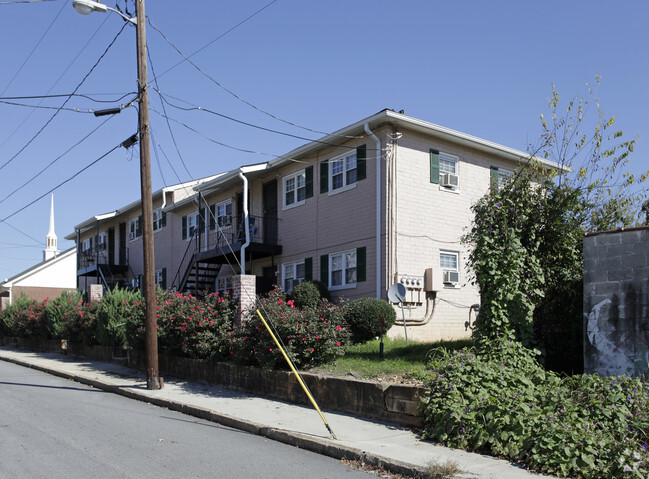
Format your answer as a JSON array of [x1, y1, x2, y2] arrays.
[[345, 297, 396, 344], [99, 287, 144, 349], [235, 288, 350, 369], [62, 300, 99, 346], [43, 290, 86, 340], [152, 290, 235, 360], [4, 294, 47, 339], [420, 339, 649, 478], [0, 303, 13, 336], [290, 281, 322, 310]]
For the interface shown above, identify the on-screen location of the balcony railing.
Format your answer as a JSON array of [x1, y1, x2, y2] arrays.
[[199, 214, 278, 253]]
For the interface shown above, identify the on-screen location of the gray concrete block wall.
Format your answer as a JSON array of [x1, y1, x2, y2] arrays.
[[583, 227, 649, 376]]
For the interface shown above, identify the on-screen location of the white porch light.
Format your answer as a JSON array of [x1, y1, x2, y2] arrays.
[[72, 0, 136, 25]]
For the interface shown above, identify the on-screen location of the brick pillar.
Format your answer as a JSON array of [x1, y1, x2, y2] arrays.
[[233, 274, 256, 325]]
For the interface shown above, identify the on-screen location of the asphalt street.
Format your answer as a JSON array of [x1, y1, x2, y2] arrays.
[[0, 360, 374, 479]]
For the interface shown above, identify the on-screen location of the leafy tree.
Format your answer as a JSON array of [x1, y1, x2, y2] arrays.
[[537, 76, 647, 230], [464, 78, 646, 370]]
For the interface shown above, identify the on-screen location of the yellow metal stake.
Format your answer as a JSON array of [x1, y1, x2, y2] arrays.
[[256, 309, 337, 439]]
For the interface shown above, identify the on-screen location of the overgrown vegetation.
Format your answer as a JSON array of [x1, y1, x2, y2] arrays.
[[425, 79, 649, 478], [421, 340, 649, 478]]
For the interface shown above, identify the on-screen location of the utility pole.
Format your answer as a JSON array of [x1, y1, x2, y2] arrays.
[[135, 0, 160, 390]]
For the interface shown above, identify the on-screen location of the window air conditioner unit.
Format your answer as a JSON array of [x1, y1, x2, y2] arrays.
[[443, 270, 459, 284], [441, 173, 459, 188]]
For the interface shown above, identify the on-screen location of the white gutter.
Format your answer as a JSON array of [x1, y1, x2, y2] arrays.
[[364, 123, 381, 299], [238, 171, 250, 273]]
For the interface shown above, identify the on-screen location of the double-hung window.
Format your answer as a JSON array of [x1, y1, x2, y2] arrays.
[[330, 152, 357, 192], [320, 146, 366, 195], [440, 251, 460, 286], [182, 214, 198, 240], [97, 233, 107, 251], [155, 268, 167, 290], [330, 250, 357, 289], [284, 170, 306, 208], [321, 247, 365, 290], [152, 208, 166, 232], [217, 201, 232, 227], [430, 150, 460, 190], [439, 153, 459, 189], [491, 166, 513, 189], [129, 216, 142, 241], [282, 260, 305, 293]]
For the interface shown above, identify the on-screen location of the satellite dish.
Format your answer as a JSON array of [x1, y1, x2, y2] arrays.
[[387, 282, 406, 303]]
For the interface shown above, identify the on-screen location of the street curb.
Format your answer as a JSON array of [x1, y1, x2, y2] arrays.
[[1, 355, 429, 478]]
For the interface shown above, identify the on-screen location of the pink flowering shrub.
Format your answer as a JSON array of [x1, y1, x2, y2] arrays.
[[47, 290, 95, 343], [234, 288, 350, 369], [149, 290, 235, 360], [99, 287, 144, 348], [3, 293, 47, 339], [123, 290, 235, 360]]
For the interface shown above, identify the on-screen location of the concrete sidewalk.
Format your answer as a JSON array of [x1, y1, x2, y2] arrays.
[[0, 346, 550, 478]]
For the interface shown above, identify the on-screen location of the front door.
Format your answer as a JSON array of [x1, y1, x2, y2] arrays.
[[262, 180, 278, 244]]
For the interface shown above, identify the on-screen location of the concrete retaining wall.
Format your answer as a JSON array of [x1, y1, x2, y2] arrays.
[[583, 227, 649, 376], [2, 337, 423, 427]]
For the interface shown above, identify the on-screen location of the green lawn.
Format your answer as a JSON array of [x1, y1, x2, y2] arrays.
[[311, 337, 474, 381]]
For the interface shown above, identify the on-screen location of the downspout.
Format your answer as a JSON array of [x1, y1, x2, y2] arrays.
[[238, 171, 251, 274], [364, 123, 381, 299], [161, 187, 169, 210]]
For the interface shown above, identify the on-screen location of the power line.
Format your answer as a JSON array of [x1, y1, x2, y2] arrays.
[[0, 21, 129, 172], [0, 92, 136, 102], [156, 91, 371, 151], [0, 0, 55, 4], [0, 94, 138, 114], [149, 0, 278, 80], [0, 0, 65, 95], [0, 115, 115, 206], [147, 46, 192, 179], [0, 100, 96, 113], [149, 107, 279, 158], [146, 4, 354, 138], [0, 139, 129, 224], [148, 15, 334, 136], [0, 220, 42, 245]]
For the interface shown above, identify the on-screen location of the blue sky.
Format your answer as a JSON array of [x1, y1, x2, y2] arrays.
[[0, 0, 647, 279]]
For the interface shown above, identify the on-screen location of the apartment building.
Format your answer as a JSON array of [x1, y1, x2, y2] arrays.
[[67, 109, 559, 341]]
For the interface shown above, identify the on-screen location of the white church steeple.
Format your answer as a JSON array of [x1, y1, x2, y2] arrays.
[[43, 195, 59, 261]]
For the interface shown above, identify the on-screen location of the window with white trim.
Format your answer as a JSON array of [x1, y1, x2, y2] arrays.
[[82, 238, 92, 253], [128, 217, 141, 241], [184, 214, 197, 240], [440, 251, 460, 286], [283, 170, 306, 208], [216, 201, 232, 227], [282, 260, 305, 293], [155, 268, 166, 290], [217, 276, 232, 294], [97, 233, 107, 251], [330, 250, 357, 289], [329, 151, 357, 192], [153, 208, 165, 232], [497, 168, 512, 187], [439, 153, 459, 190]]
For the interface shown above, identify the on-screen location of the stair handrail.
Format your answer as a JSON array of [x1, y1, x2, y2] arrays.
[[171, 229, 199, 291]]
